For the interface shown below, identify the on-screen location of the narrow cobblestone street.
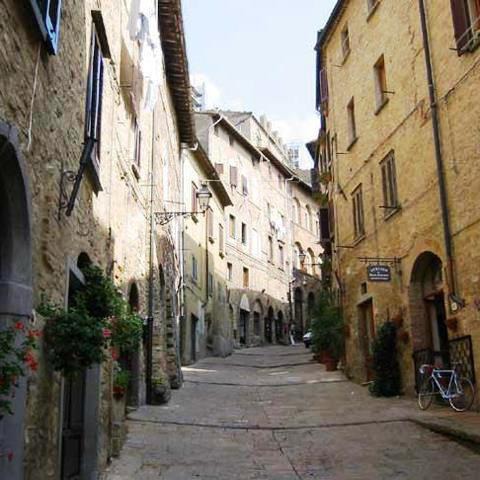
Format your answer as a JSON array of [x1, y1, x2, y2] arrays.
[[105, 346, 480, 479]]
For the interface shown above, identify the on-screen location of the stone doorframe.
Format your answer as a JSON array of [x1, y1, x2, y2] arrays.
[[0, 121, 33, 480], [57, 257, 102, 480]]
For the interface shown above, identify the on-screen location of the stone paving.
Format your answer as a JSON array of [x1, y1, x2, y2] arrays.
[[104, 345, 480, 479]]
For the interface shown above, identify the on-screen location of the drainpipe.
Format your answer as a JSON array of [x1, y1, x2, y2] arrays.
[[146, 111, 155, 404], [418, 0, 457, 296]]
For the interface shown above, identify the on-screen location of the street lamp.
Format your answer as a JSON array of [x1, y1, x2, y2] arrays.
[[155, 183, 212, 225]]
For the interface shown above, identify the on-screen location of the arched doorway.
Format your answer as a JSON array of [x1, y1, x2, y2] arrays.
[[265, 307, 274, 343], [0, 122, 32, 479], [253, 300, 263, 339], [409, 252, 449, 366], [239, 294, 250, 345], [294, 287, 304, 338], [307, 292, 315, 330], [276, 310, 284, 343]]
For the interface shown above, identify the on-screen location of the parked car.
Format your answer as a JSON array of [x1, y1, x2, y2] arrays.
[[303, 330, 312, 348]]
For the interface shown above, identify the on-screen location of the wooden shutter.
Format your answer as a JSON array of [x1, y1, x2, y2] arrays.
[[230, 166, 238, 186], [450, 0, 470, 53], [319, 208, 330, 241], [29, 0, 63, 54], [215, 163, 224, 174]]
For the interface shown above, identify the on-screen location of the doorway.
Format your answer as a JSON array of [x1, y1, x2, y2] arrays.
[[294, 288, 304, 337], [0, 122, 32, 480], [276, 311, 284, 343], [239, 309, 249, 345], [265, 307, 274, 343], [191, 314, 198, 362], [358, 299, 375, 381]]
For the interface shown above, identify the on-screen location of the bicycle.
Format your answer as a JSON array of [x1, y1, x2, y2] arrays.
[[417, 363, 475, 412]]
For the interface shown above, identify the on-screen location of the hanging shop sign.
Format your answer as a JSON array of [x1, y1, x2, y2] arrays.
[[367, 265, 391, 282]]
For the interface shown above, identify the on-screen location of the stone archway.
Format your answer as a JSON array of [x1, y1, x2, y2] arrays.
[[0, 121, 32, 479], [294, 287, 304, 337], [409, 251, 449, 365]]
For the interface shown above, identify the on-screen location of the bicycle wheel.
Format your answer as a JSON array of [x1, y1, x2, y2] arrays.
[[418, 377, 435, 410], [449, 377, 475, 412]]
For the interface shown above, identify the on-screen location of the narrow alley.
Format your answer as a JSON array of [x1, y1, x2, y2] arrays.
[[105, 346, 480, 479]]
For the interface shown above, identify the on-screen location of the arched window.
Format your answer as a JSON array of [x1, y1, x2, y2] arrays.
[[293, 243, 302, 269], [293, 198, 301, 225], [306, 205, 313, 231], [306, 249, 314, 275]]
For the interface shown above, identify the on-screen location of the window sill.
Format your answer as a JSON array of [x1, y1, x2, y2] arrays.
[[87, 155, 102, 194], [352, 234, 366, 246], [341, 49, 351, 65], [131, 163, 140, 180], [366, 1, 380, 22], [374, 97, 389, 116], [383, 205, 401, 221], [347, 136, 359, 151], [460, 34, 480, 55]]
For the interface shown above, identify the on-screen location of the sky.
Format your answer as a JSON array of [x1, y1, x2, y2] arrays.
[[182, 0, 337, 168]]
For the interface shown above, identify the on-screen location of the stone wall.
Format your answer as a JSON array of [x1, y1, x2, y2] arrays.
[[0, 0, 184, 477]]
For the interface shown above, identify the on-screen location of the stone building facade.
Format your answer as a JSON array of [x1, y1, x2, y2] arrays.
[[195, 111, 323, 347], [0, 0, 193, 478], [315, 0, 480, 397], [181, 145, 233, 364]]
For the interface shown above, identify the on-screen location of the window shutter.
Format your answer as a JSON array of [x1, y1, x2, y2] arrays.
[[230, 166, 238, 186], [215, 163, 224, 174], [29, 0, 63, 54], [450, 0, 470, 53], [319, 208, 330, 241], [320, 68, 329, 106]]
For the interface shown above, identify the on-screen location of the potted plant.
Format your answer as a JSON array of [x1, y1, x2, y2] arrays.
[[369, 321, 402, 397], [310, 291, 344, 371], [113, 368, 130, 399], [151, 374, 171, 405]]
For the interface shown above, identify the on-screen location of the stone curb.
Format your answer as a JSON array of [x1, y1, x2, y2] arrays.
[[411, 417, 480, 445]]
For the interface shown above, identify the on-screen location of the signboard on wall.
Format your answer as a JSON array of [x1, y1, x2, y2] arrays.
[[367, 265, 391, 282]]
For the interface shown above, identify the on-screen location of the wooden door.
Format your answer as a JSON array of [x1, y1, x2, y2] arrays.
[[358, 300, 375, 381]]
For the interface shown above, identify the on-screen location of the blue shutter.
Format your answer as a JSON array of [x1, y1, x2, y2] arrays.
[[29, 0, 62, 54]]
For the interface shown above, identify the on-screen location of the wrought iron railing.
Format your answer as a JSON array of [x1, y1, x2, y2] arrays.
[[412, 335, 476, 392]]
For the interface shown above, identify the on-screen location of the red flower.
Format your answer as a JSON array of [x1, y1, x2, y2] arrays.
[[102, 328, 112, 339], [14, 322, 24, 331], [27, 329, 42, 339], [24, 351, 38, 372]]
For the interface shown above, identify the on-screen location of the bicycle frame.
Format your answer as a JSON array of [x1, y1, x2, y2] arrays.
[[429, 369, 462, 400]]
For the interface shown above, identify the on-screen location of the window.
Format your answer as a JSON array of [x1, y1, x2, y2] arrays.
[[293, 198, 301, 225], [229, 214, 236, 239], [319, 208, 331, 241], [374, 55, 388, 111], [29, 0, 62, 54], [450, 0, 480, 53], [341, 25, 350, 60], [294, 244, 301, 269], [227, 262, 233, 281], [207, 208, 214, 240], [279, 245, 284, 270], [352, 186, 365, 239], [268, 236, 274, 262], [242, 175, 248, 195], [243, 267, 249, 288], [219, 224, 224, 255], [191, 182, 198, 212], [208, 273, 214, 297], [215, 163, 224, 174], [230, 165, 238, 187], [241, 222, 247, 245], [252, 228, 260, 257], [133, 119, 142, 174], [229, 135, 234, 146], [192, 256, 198, 282], [367, 0, 379, 15], [380, 151, 399, 215], [347, 98, 357, 147], [306, 205, 313, 231]]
